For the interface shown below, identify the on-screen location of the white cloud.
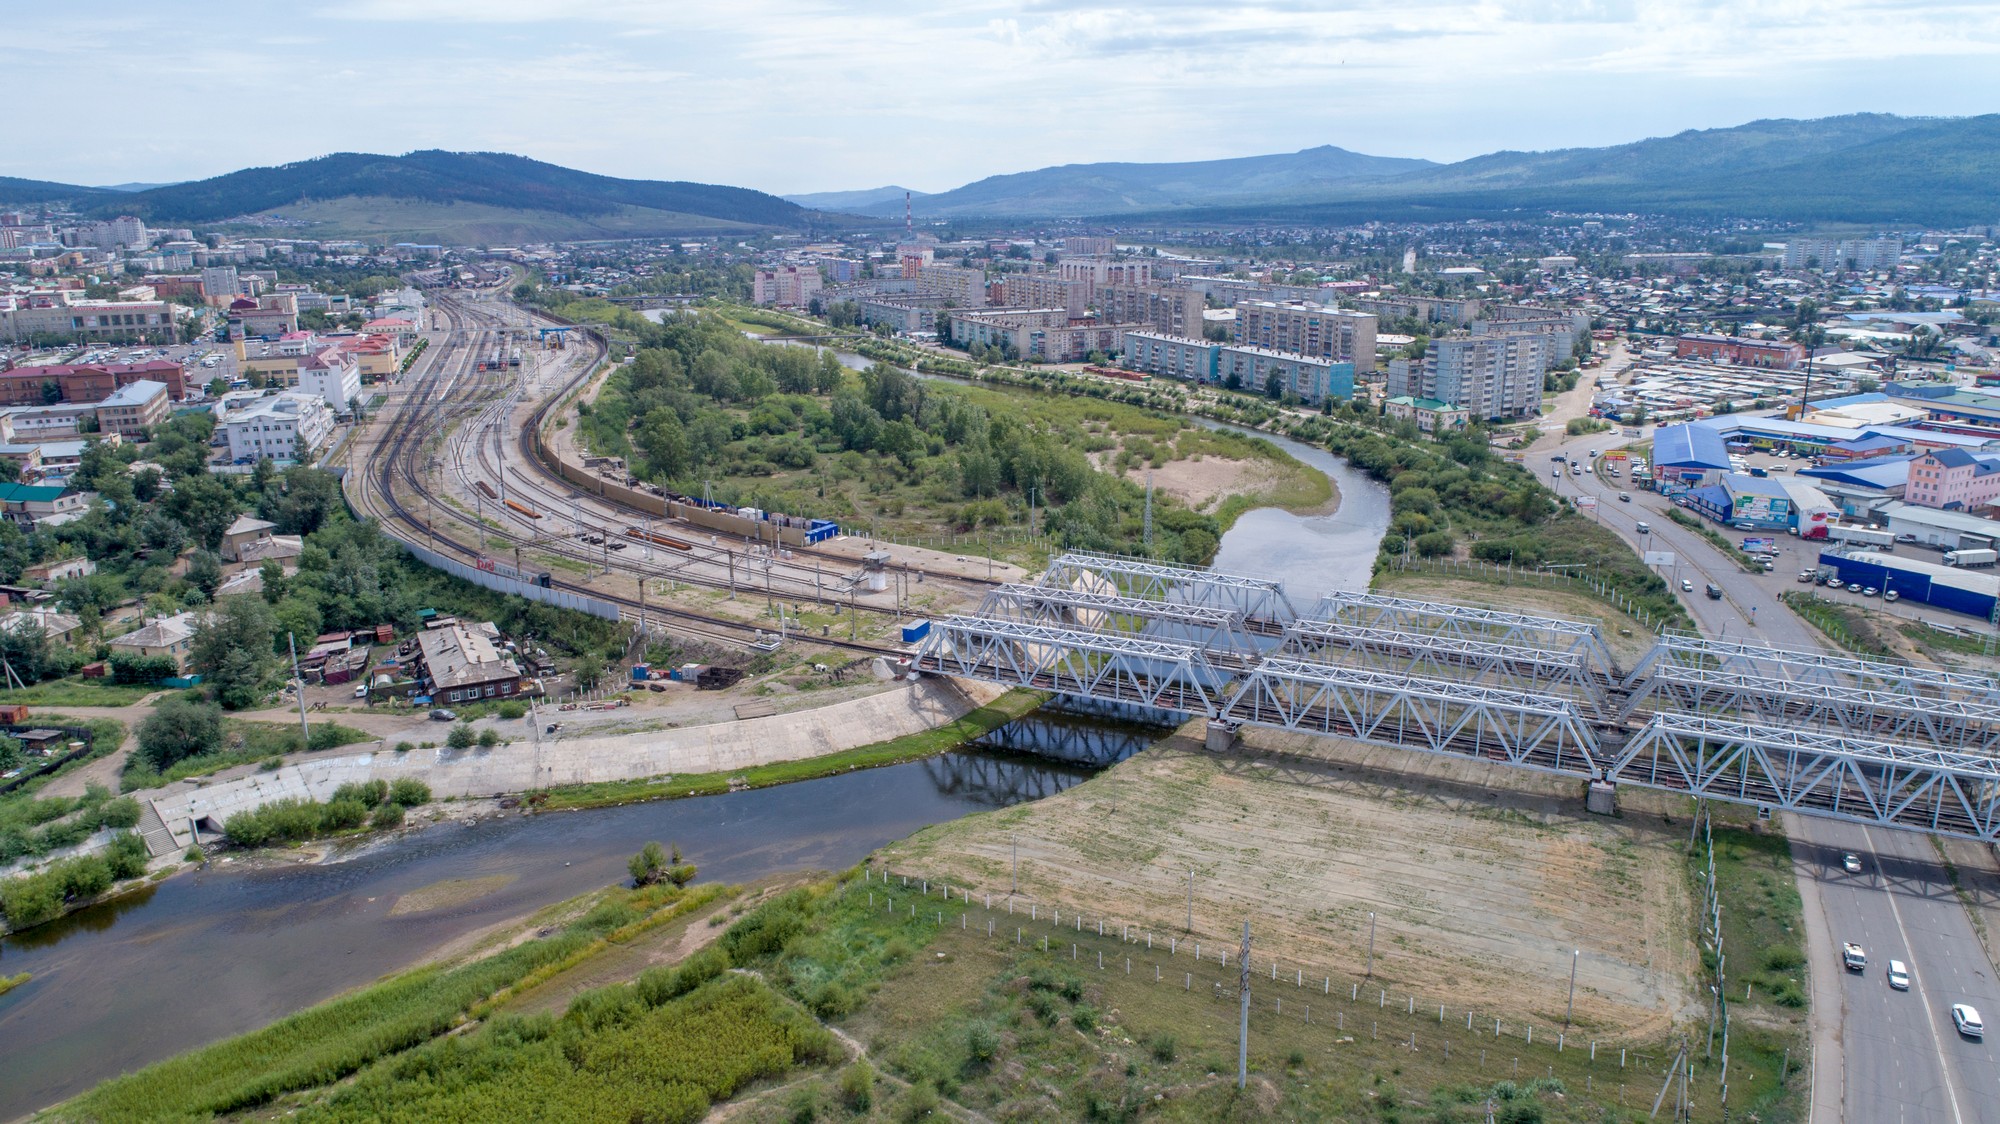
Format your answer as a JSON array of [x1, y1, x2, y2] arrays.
[[0, 1, 1990, 191]]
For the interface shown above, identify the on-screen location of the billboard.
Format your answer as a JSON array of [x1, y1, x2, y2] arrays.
[[1643, 551, 1677, 567], [1740, 537, 1775, 551]]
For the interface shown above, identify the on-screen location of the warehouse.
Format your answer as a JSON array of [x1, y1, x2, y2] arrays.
[[1816, 550, 1999, 620]]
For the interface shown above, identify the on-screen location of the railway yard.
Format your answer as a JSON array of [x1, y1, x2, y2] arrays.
[[340, 277, 1023, 668]]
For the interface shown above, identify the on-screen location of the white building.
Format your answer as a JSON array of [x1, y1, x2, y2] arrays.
[[297, 347, 361, 414], [223, 392, 335, 464], [201, 265, 242, 301], [1389, 333, 1549, 420]]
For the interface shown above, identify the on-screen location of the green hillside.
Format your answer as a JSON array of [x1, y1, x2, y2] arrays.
[[0, 176, 109, 206]]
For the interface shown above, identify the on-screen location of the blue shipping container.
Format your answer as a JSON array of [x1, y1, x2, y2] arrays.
[[901, 620, 931, 644]]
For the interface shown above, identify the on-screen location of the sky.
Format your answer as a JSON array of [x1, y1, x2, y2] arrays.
[[13, 1, 1999, 195]]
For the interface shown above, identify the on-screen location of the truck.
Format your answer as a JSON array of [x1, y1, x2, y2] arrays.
[[1827, 524, 1895, 550], [1944, 548, 1999, 568], [1843, 942, 1867, 971]]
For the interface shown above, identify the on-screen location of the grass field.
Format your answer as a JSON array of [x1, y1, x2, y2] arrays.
[[0, 679, 159, 709]]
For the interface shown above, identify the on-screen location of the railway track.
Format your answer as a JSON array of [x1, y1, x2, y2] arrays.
[[349, 287, 908, 660]]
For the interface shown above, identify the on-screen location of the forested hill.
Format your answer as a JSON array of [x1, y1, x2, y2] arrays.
[[51, 151, 833, 240]]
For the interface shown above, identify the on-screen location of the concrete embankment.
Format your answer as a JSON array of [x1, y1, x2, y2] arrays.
[[142, 678, 1001, 852]]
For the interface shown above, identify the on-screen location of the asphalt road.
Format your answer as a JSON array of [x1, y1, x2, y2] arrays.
[[1538, 426, 2000, 1121]]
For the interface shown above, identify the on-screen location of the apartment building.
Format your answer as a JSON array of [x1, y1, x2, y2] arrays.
[[1388, 333, 1547, 420], [1001, 274, 1087, 318], [226, 294, 299, 338], [1062, 236, 1115, 256], [1057, 257, 1153, 303], [1783, 237, 1903, 272], [857, 295, 948, 335], [1232, 300, 1377, 374], [949, 309, 1131, 363], [1349, 295, 1483, 327], [751, 264, 824, 307], [95, 379, 169, 437], [1099, 284, 1205, 339], [913, 263, 985, 307], [223, 391, 335, 463], [200, 265, 241, 301], [1120, 332, 1353, 405]]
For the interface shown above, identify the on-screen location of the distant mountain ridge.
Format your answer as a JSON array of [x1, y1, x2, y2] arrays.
[[817, 145, 1436, 218], [784, 186, 929, 211]]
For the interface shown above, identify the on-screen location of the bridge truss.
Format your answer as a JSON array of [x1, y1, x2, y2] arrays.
[[910, 560, 2000, 841]]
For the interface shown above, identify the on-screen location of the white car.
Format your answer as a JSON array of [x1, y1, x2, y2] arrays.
[[1888, 960, 1910, 990], [1953, 1003, 1983, 1038], [1842, 852, 1864, 874]]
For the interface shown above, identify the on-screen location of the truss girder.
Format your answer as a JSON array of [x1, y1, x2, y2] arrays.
[[1307, 590, 1617, 679], [1220, 658, 1602, 776], [913, 615, 1226, 715], [1631, 632, 2000, 707], [1278, 619, 1609, 709], [1612, 714, 2000, 841], [1622, 663, 2000, 750], [980, 583, 1261, 661], [1044, 552, 1296, 625]]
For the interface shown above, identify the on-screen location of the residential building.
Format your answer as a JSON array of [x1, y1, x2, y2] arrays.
[[1215, 346, 1353, 404], [222, 391, 335, 463], [1904, 448, 2000, 511], [1384, 395, 1473, 434], [0, 482, 92, 529], [1783, 237, 1902, 271], [297, 347, 361, 414], [1001, 274, 1087, 318], [108, 611, 199, 672], [1099, 284, 1205, 339], [1388, 333, 1547, 420], [220, 513, 304, 563], [750, 264, 823, 307], [1349, 295, 1482, 327], [1, 403, 96, 439], [0, 607, 80, 645], [1058, 257, 1153, 303], [1122, 332, 1217, 383], [95, 379, 169, 437], [913, 263, 985, 307], [1232, 300, 1377, 374], [75, 216, 149, 250], [22, 556, 94, 586], [200, 265, 241, 301], [948, 309, 1131, 363], [416, 620, 525, 704], [856, 295, 948, 335], [1062, 236, 1115, 256], [1674, 334, 1806, 370]]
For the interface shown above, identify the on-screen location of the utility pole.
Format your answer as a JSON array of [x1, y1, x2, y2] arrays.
[[287, 632, 310, 749], [1565, 949, 1580, 1026], [1365, 911, 1377, 977], [1237, 921, 1251, 1090], [1186, 868, 1194, 932]]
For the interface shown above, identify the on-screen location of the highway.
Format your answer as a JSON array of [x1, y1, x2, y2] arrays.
[[1540, 421, 2000, 1121]]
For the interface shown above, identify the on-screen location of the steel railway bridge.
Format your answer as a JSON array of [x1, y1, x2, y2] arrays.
[[914, 551, 2000, 842]]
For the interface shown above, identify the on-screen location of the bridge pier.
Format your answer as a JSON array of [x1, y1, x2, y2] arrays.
[[1204, 718, 1241, 754], [1586, 780, 1618, 817]]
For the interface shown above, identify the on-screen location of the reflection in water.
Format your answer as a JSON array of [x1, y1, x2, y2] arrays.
[[0, 749, 1095, 1120]]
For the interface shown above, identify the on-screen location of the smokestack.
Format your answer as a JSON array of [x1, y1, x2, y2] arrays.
[[905, 191, 913, 241]]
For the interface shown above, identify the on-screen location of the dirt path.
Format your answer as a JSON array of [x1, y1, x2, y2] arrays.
[[879, 729, 1698, 1040]]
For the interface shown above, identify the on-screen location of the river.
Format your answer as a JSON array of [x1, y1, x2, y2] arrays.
[[0, 745, 1115, 1119]]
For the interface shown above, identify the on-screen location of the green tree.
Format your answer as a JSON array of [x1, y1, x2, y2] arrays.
[[185, 550, 224, 602], [445, 724, 475, 749], [628, 840, 668, 886], [137, 695, 225, 771], [189, 596, 277, 709]]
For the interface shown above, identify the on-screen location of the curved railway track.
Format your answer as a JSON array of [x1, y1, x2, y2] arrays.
[[349, 286, 907, 659]]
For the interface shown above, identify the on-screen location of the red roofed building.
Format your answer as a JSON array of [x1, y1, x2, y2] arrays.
[[0, 361, 187, 406]]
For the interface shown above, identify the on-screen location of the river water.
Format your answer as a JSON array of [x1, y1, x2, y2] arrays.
[[0, 748, 1109, 1119]]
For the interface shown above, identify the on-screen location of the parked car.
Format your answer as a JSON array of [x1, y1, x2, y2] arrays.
[[429, 708, 457, 721], [1798, 570, 1816, 583], [353, 683, 368, 698], [1953, 1003, 1984, 1038], [1884, 590, 1900, 602], [1862, 586, 1879, 597]]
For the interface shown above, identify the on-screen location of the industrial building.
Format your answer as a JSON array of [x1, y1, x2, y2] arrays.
[[1816, 549, 1997, 620]]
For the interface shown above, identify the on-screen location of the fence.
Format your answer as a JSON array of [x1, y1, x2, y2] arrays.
[[858, 865, 1709, 1111], [1392, 554, 1674, 634], [399, 539, 623, 621]]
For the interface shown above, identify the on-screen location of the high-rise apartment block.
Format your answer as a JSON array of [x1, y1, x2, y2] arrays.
[[751, 265, 824, 307], [1387, 334, 1547, 420], [1062, 236, 1116, 257], [1099, 284, 1205, 339], [1001, 274, 1088, 318], [913, 264, 985, 307], [1783, 237, 1902, 271], [1232, 300, 1377, 374], [1058, 257, 1153, 303]]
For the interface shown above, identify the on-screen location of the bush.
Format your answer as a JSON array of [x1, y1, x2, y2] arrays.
[[136, 696, 225, 771], [1149, 1033, 1177, 1062], [446, 725, 475, 750], [331, 780, 389, 808], [840, 1061, 875, 1112], [318, 798, 370, 832], [393, 741, 414, 753], [476, 729, 500, 748], [902, 1078, 939, 1120], [370, 802, 405, 829], [388, 778, 431, 807], [105, 831, 149, 880], [496, 701, 526, 720]]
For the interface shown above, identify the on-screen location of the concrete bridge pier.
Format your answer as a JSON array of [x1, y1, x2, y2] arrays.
[[1205, 718, 1241, 753], [1586, 779, 1618, 816]]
